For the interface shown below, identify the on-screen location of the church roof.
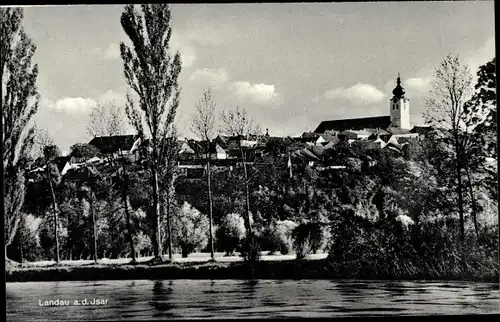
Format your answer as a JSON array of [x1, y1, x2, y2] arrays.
[[314, 116, 391, 133]]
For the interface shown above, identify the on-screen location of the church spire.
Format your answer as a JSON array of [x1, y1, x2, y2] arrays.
[[392, 73, 405, 99]]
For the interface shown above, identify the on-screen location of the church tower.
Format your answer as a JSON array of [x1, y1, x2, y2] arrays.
[[389, 74, 410, 129]]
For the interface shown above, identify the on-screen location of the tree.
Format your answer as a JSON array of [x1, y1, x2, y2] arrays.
[[191, 88, 217, 260], [41, 144, 63, 263], [84, 97, 139, 263], [80, 184, 100, 263], [11, 214, 43, 263], [216, 213, 247, 255], [464, 57, 496, 159], [118, 165, 138, 263], [221, 106, 261, 262], [86, 100, 126, 138], [462, 58, 497, 240], [32, 126, 54, 160], [424, 54, 474, 241], [171, 202, 209, 258], [160, 148, 179, 262], [2, 7, 39, 262], [264, 219, 298, 255], [120, 4, 182, 262]]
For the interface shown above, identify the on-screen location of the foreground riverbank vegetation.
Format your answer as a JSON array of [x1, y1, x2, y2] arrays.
[[4, 6, 498, 282], [6, 255, 498, 283]]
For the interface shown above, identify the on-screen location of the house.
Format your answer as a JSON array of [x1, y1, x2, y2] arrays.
[[383, 135, 402, 153], [262, 136, 293, 156], [310, 145, 326, 158], [287, 142, 309, 153], [88, 135, 138, 156], [372, 136, 387, 149], [337, 130, 358, 143], [222, 135, 264, 161], [178, 140, 197, 161], [291, 148, 320, 164], [182, 140, 228, 162], [214, 135, 230, 149], [54, 156, 71, 176], [368, 128, 392, 141], [410, 125, 434, 135], [315, 133, 338, 145], [346, 130, 373, 140]]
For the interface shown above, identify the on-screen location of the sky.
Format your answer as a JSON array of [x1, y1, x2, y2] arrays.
[[20, 2, 495, 154]]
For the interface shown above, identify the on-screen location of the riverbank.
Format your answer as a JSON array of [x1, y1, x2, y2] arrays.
[[6, 256, 499, 283]]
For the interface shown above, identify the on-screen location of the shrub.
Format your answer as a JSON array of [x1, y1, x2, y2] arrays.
[[11, 214, 44, 262], [133, 231, 152, 258], [292, 222, 330, 259], [240, 234, 261, 263], [265, 220, 298, 255], [216, 213, 246, 255], [171, 202, 209, 258]]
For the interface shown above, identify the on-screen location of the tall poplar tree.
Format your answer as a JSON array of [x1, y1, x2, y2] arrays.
[[2, 8, 39, 262], [120, 4, 182, 262]]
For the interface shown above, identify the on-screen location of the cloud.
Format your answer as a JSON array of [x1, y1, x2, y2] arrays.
[[41, 88, 128, 115], [189, 68, 230, 89], [90, 47, 102, 56], [404, 77, 432, 97], [465, 36, 495, 74], [183, 23, 236, 47], [228, 81, 280, 105], [43, 97, 97, 114], [104, 43, 120, 60], [89, 43, 120, 60], [170, 31, 197, 68], [324, 83, 386, 105], [98, 89, 127, 107], [168, 23, 238, 68], [385, 77, 432, 97]]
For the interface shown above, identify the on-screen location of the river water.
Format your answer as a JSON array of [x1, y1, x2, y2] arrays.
[[6, 280, 500, 320]]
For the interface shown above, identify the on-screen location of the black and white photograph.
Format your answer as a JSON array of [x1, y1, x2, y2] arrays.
[[3, 2, 499, 320]]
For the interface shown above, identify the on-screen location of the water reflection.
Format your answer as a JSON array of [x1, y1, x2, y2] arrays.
[[5, 280, 500, 320], [335, 281, 365, 301], [151, 281, 175, 318], [382, 281, 408, 297]]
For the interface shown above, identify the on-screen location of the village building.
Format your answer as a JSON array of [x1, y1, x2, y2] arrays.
[[26, 75, 443, 183], [314, 74, 418, 142]]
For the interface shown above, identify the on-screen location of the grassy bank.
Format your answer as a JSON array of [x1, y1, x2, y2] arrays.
[[6, 257, 499, 283]]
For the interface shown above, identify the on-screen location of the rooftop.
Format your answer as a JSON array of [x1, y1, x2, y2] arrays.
[[88, 135, 138, 154], [314, 115, 391, 133]]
